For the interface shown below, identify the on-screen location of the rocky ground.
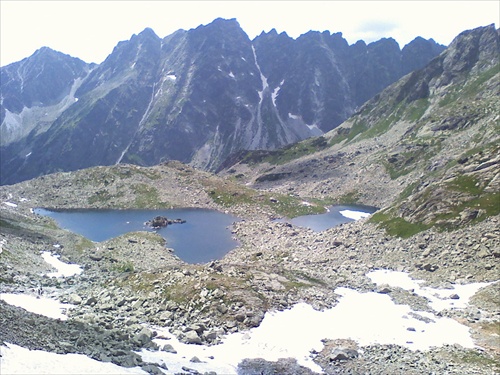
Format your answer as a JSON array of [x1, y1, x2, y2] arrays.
[[0, 162, 499, 374]]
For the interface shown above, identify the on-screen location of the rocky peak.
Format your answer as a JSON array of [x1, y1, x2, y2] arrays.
[[136, 27, 159, 40], [0, 18, 451, 184], [75, 27, 162, 97], [442, 24, 499, 79], [0, 47, 89, 115], [397, 24, 499, 97], [402, 37, 446, 75]]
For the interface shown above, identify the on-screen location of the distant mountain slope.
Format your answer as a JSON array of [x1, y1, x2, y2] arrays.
[[0, 18, 444, 185], [0, 47, 92, 146], [220, 24, 499, 235]]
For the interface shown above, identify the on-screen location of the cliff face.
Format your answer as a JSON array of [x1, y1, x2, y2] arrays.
[[219, 25, 499, 235], [0, 47, 91, 146], [0, 18, 444, 185]]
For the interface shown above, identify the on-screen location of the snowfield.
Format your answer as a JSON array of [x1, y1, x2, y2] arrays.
[[0, 267, 491, 374]]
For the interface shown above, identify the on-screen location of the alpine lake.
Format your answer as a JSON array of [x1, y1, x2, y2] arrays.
[[35, 205, 377, 264]]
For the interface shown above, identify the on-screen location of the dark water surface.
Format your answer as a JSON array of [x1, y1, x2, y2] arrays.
[[279, 204, 378, 232], [34, 208, 240, 264]]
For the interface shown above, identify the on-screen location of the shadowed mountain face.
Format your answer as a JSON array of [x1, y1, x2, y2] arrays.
[[219, 24, 499, 235], [0, 18, 445, 185]]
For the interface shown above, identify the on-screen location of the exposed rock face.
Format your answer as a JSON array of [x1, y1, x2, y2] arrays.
[[0, 47, 91, 146], [0, 23, 498, 375], [220, 24, 499, 233], [0, 18, 444, 185]]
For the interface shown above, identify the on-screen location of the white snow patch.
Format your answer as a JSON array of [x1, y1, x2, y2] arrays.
[[288, 113, 300, 120], [1, 74, 88, 146], [368, 269, 493, 312], [3, 202, 17, 208], [41, 251, 83, 278], [339, 210, 372, 220], [0, 343, 146, 375], [2, 270, 487, 373], [229, 71, 235, 78], [271, 79, 284, 106], [302, 201, 313, 206], [0, 293, 74, 320], [140, 276, 485, 373], [166, 74, 177, 81], [74, 97, 79, 102], [252, 45, 268, 100], [306, 124, 323, 135]]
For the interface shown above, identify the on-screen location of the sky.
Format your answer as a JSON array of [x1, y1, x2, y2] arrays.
[[1, 1, 499, 67]]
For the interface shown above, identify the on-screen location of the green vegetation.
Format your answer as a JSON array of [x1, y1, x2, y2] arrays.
[[398, 182, 419, 201], [452, 349, 500, 371], [202, 177, 328, 218], [329, 98, 427, 146], [88, 189, 117, 205], [405, 98, 430, 122], [112, 260, 135, 273], [336, 118, 368, 144], [446, 175, 482, 195], [270, 195, 329, 218], [462, 63, 500, 97], [370, 168, 499, 237], [331, 190, 360, 205], [237, 137, 329, 166], [0, 218, 19, 230], [439, 64, 499, 108], [383, 140, 442, 180], [131, 183, 163, 208], [74, 237, 94, 254], [369, 210, 431, 238], [286, 270, 327, 288]]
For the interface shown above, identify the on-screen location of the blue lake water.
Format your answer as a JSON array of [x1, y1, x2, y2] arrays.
[[34, 204, 377, 263], [279, 204, 378, 232], [34, 208, 240, 264]]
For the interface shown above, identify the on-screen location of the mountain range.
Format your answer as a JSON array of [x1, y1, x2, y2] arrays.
[[219, 23, 499, 234], [0, 18, 445, 185], [0, 21, 499, 375]]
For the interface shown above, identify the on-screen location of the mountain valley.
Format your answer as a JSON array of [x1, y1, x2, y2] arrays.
[[0, 22, 499, 375]]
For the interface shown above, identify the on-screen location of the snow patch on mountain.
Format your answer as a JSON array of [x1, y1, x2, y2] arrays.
[[0, 76, 87, 146]]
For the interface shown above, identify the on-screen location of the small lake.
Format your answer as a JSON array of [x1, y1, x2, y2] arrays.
[[34, 208, 240, 264], [280, 204, 378, 232]]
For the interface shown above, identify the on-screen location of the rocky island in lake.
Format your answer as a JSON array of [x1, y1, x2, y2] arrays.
[[0, 21, 499, 375], [145, 216, 186, 229]]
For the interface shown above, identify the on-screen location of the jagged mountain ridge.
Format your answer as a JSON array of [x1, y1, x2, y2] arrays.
[[0, 48, 92, 146], [0, 18, 445, 185], [220, 24, 499, 234]]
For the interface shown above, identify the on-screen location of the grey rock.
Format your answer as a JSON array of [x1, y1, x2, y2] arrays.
[[141, 364, 164, 375], [67, 293, 82, 305], [328, 348, 359, 362], [159, 311, 173, 322], [114, 352, 143, 368], [216, 304, 228, 314], [184, 330, 202, 345], [89, 253, 103, 261], [161, 343, 177, 354], [377, 286, 392, 294], [84, 296, 97, 306]]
